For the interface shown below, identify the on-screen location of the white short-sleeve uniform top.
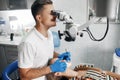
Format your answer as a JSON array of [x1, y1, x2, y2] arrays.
[[18, 28, 54, 80]]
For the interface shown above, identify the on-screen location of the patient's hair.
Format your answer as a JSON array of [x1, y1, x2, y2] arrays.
[[31, 0, 53, 21]]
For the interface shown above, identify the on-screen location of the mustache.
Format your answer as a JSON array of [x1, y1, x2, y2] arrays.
[[51, 17, 56, 21]]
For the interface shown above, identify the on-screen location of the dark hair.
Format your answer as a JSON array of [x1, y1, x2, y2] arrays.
[[31, 0, 53, 21]]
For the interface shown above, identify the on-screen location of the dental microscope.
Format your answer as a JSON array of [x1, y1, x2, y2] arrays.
[[51, 0, 119, 42], [51, 9, 109, 42]]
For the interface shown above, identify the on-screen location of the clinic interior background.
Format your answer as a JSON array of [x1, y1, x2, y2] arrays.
[[0, 0, 120, 71]]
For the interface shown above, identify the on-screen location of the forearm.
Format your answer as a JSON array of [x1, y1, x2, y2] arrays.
[[19, 66, 51, 79]]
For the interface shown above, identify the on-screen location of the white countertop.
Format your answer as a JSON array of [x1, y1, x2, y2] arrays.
[[0, 35, 22, 46]]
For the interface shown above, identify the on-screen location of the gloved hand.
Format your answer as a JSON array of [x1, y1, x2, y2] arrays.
[[58, 52, 71, 62], [50, 59, 67, 72]]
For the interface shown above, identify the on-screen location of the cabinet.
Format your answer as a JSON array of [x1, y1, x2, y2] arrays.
[[4, 45, 18, 64], [0, 45, 7, 78], [0, 0, 8, 10], [0, 45, 18, 78], [9, 0, 27, 10], [88, 0, 120, 23], [0, 0, 34, 10]]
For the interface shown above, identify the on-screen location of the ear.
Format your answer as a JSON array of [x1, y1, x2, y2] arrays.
[[36, 15, 42, 22]]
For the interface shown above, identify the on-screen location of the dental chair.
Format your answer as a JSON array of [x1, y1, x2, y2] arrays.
[[2, 60, 19, 80], [2, 31, 60, 80]]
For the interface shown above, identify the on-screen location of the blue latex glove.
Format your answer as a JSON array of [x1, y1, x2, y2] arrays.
[[115, 48, 120, 57], [58, 52, 71, 62], [50, 59, 67, 72]]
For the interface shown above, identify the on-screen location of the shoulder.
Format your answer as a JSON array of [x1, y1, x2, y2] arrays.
[[21, 28, 38, 46]]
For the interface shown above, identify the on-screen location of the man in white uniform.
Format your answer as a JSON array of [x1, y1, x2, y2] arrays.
[[18, 0, 71, 80]]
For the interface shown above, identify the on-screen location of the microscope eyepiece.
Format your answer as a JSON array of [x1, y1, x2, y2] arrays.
[[51, 10, 60, 16]]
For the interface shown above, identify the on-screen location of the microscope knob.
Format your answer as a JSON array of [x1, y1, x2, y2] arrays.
[[58, 30, 64, 39]]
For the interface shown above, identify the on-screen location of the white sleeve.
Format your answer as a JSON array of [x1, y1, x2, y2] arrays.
[[18, 42, 36, 68]]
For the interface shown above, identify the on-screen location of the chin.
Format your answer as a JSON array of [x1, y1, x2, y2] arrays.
[[48, 24, 56, 29], [48, 21, 56, 28], [50, 25, 56, 28], [51, 22, 56, 26]]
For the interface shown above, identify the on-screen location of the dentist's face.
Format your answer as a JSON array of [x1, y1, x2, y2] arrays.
[[38, 4, 56, 28]]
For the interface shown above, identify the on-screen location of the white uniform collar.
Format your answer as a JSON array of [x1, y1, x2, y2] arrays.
[[33, 27, 52, 41]]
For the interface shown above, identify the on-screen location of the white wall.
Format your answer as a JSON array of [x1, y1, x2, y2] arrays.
[[0, 0, 120, 71]]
